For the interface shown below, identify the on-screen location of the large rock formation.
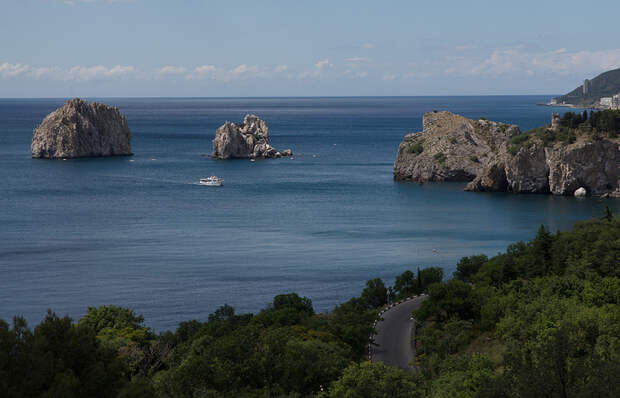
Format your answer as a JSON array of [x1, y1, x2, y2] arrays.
[[394, 111, 620, 196], [211, 114, 292, 159], [31, 98, 132, 159], [394, 111, 520, 182]]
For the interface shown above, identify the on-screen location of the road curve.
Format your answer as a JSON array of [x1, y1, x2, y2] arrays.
[[370, 295, 427, 370]]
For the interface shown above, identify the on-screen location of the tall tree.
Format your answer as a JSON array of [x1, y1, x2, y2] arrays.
[[361, 278, 388, 309]]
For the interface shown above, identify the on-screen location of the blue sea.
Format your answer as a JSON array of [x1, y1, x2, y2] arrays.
[[1, 96, 617, 331]]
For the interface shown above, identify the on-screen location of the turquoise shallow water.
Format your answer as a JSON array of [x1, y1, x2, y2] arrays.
[[1, 96, 617, 330]]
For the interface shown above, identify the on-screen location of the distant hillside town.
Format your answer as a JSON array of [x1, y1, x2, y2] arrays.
[[551, 67, 620, 109]]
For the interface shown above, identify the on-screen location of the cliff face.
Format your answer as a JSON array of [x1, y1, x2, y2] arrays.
[[545, 141, 620, 195], [211, 114, 292, 159], [394, 111, 620, 196], [31, 98, 132, 159], [393, 111, 520, 182]]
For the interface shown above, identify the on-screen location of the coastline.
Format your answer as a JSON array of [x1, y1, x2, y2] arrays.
[[536, 102, 596, 110]]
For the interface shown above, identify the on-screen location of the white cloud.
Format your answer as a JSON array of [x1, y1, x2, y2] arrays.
[[0, 62, 135, 80], [8, 47, 617, 88], [185, 64, 263, 81], [343, 68, 368, 79], [468, 50, 518, 76], [345, 57, 371, 63], [59, 0, 131, 4], [1, 62, 289, 83], [29, 66, 62, 79], [0, 63, 29, 78], [229, 64, 256, 75], [382, 73, 399, 81], [186, 65, 217, 79], [455, 44, 478, 50], [158, 66, 187, 75], [362, 42, 376, 49], [223, 64, 260, 81], [65, 65, 135, 80], [455, 47, 620, 77], [297, 59, 334, 79], [315, 59, 333, 70]]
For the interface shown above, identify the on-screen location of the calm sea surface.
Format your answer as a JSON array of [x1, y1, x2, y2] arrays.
[[1, 96, 617, 330]]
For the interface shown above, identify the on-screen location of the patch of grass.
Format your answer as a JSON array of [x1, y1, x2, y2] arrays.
[[407, 141, 424, 154], [450, 137, 458, 144], [433, 152, 447, 164]]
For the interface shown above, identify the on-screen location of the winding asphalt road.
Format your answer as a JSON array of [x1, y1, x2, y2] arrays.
[[370, 295, 428, 370]]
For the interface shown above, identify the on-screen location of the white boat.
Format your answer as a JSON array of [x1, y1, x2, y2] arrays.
[[199, 176, 224, 186]]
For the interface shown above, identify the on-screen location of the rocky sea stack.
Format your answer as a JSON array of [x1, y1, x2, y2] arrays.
[[211, 114, 292, 159], [394, 111, 620, 196], [31, 98, 132, 159]]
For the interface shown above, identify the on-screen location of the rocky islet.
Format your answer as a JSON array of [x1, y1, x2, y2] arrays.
[[31, 98, 133, 159], [211, 114, 292, 159]]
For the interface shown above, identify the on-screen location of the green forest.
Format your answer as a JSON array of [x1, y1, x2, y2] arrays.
[[507, 109, 620, 155], [1, 211, 619, 397]]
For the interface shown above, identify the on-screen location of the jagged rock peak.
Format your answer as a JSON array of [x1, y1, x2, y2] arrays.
[[211, 114, 292, 159], [31, 98, 132, 159]]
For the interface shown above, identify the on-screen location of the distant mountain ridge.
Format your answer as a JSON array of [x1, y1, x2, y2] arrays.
[[555, 67, 620, 106]]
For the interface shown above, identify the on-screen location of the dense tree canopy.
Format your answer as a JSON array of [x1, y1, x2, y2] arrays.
[[318, 362, 424, 398], [413, 214, 620, 397], [0, 311, 125, 398]]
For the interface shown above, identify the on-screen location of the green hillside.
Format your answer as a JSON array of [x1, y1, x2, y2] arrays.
[[556, 67, 620, 106]]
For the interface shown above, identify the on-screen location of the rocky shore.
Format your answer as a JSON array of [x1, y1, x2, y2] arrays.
[[394, 111, 620, 196], [31, 98, 132, 159], [211, 114, 292, 159]]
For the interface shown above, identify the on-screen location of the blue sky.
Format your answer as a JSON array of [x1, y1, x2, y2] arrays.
[[2, 0, 620, 97]]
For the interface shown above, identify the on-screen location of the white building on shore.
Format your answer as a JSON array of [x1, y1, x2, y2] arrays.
[[600, 97, 613, 108], [600, 94, 620, 109]]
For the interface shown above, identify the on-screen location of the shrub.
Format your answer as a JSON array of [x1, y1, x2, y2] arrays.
[[507, 133, 531, 156], [469, 155, 479, 163], [510, 133, 530, 146], [408, 142, 424, 154], [433, 152, 447, 164]]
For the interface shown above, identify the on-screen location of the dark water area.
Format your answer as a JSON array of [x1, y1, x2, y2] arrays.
[[1, 96, 617, 331]]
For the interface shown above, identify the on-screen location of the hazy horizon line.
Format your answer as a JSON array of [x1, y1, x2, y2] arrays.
[[0, 94, 559, 100]]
